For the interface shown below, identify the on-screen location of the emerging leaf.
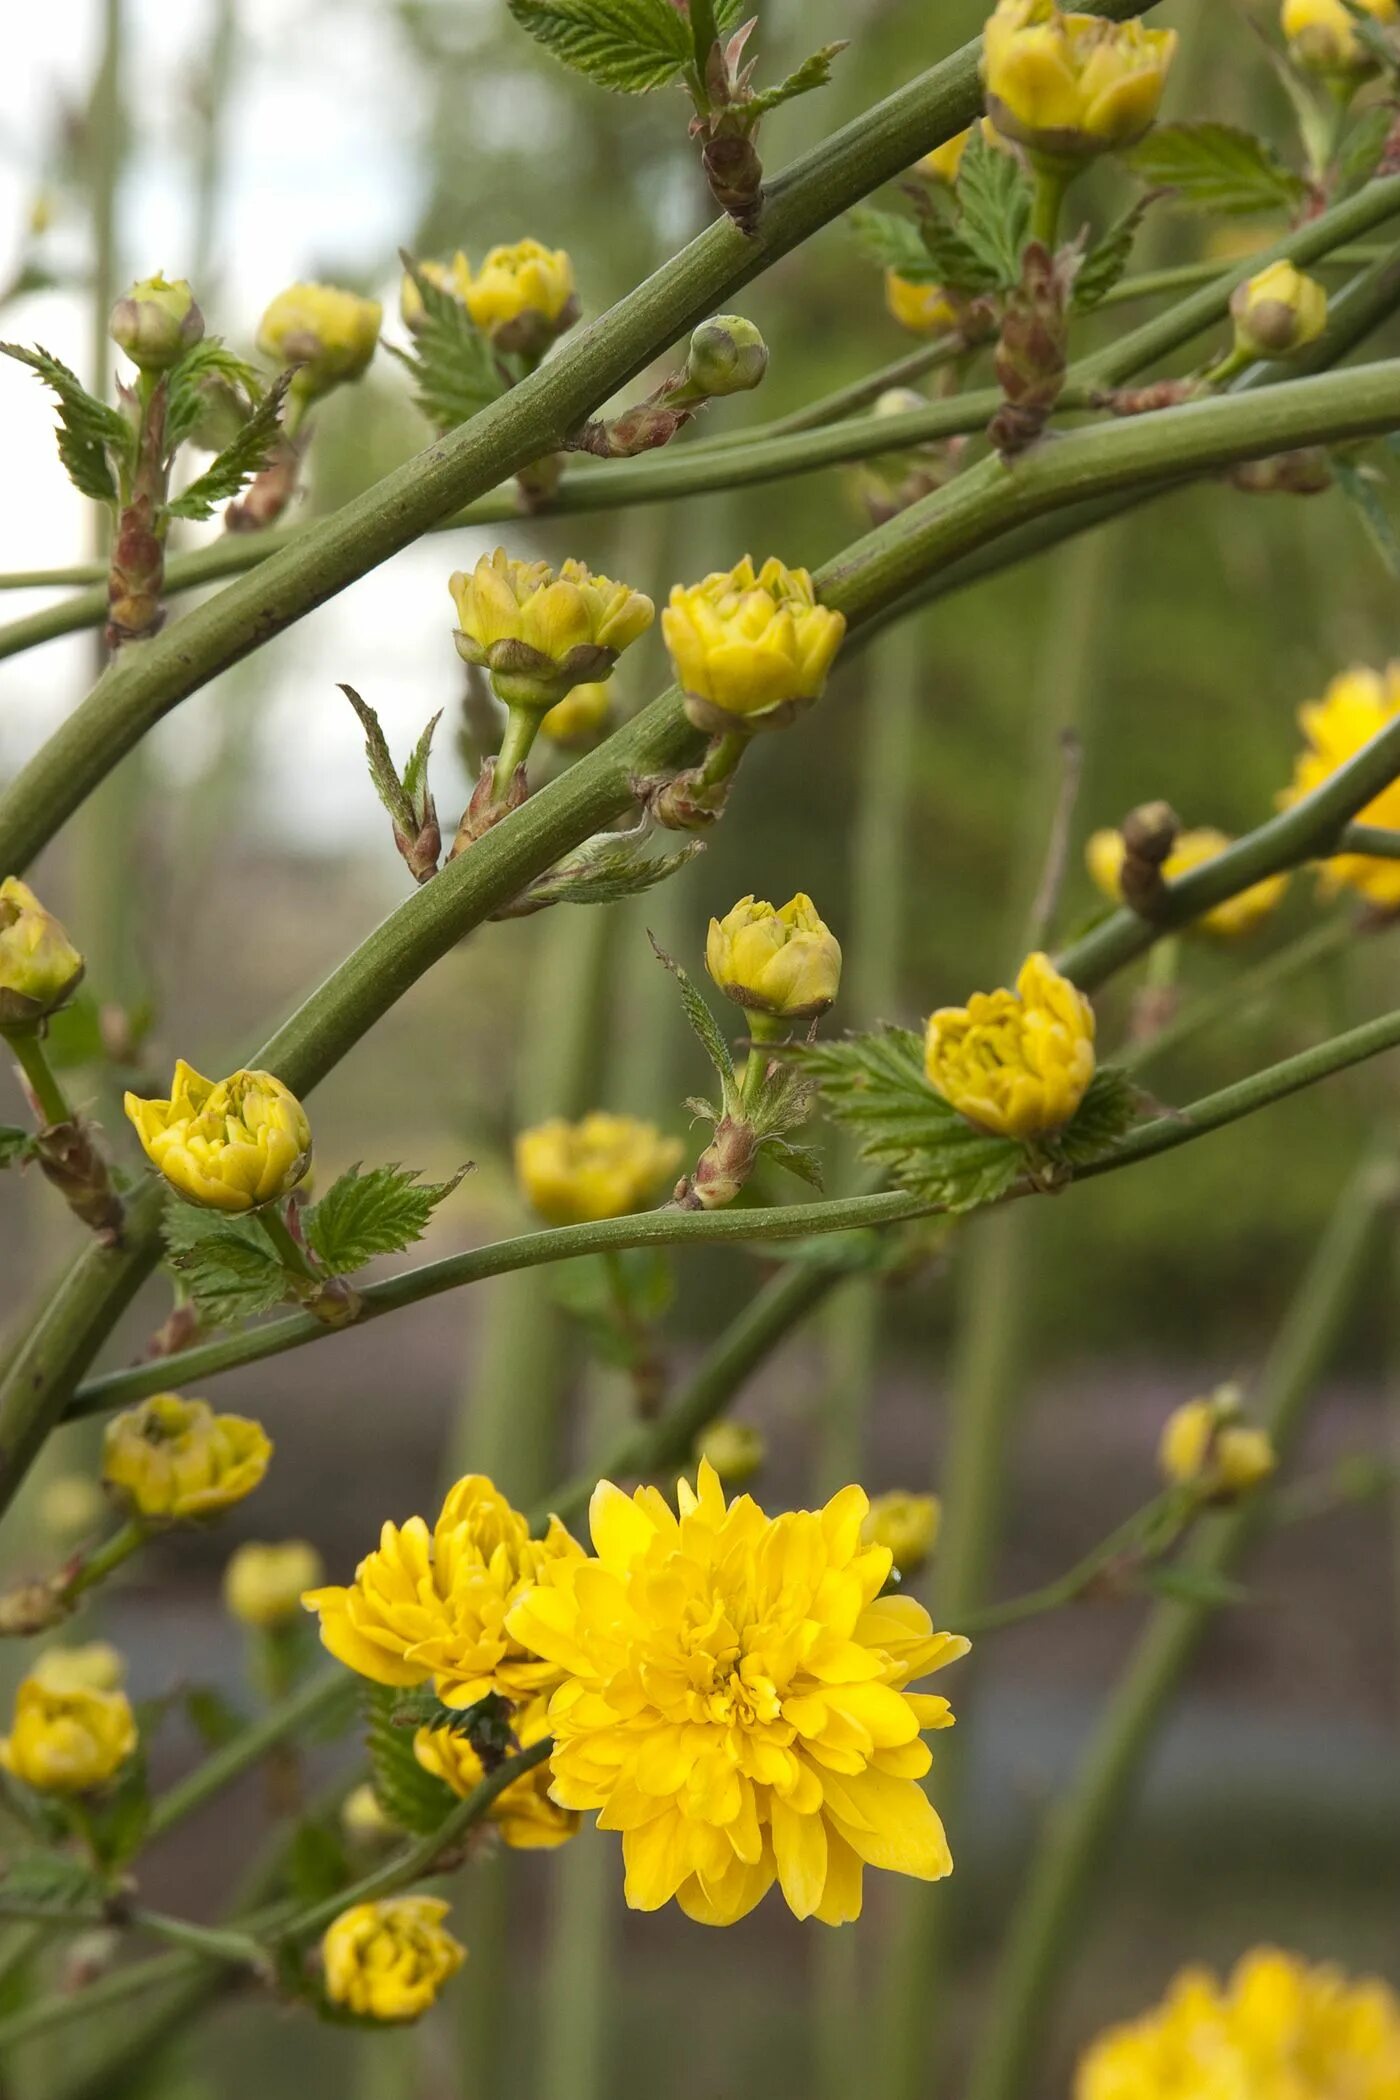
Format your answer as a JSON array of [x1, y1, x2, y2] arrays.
[[745, 41, 847, 121], [1073, 194, 1156, 311], [1124, 123, 1308, 215], [848, 207, 943, 283], [0, 343, 134, 503], [650, 937, 736, 1094], [391, 256, 504, 432], [166, 374, 289, 522], [303, 1161, 471, 1276], [0, 1125, 36, 1170], [163, 339, 263, 454], [954, 126, 1032, 286], [1335, 102, 1392, 197], [508, 0, 744, 93], [516, 831, 705, 912]]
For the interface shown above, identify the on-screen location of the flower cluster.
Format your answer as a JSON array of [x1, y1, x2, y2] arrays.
[[1282, 663, 1400, 910], [321, 1896, 465, 2022], [125, 1061, 312, 1213], [104, 1393, 272, 1523], [925, 952, 1096, 1141], [449, 548, 654, 712], [982, 0, 1177, 160], [662, 557, 847, 733], [515, 1113, 682, 1226]]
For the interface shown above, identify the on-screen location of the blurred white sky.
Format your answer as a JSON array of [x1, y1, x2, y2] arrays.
[[0, 0, 502, 849]]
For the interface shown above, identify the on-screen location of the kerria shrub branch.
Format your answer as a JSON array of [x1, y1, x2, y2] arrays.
[[6, 358, 1400, 1512]]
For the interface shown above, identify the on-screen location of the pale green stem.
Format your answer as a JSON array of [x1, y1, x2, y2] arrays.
[[491, 706, 543, 802], [3, 1027, 72, 1128], [60, 1516, 145, 1603], [1028, 158, 1071, 251]]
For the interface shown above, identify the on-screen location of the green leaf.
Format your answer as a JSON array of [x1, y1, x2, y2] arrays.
[[161, 1203, 291, 1326], [166, 374, 288, 522], [391, 256, 505, 433], [0, 1125, 35, 1170], [761, 1135, 824, 1189], [303, 1161, 471, 1276], [85, 1750, 151, 1870], [745, 41, 847, 120], [364, 1687, 457, 1836], [1049, 1066, 1146, 1165], [954, 124, 1032, 284], [1334, 454, 1400, 576], [1124, 123, 1308, 215], [0, 342, 134, 503], [164, 339, 262, 453], [1336, 102, 1392, 196], [1073, 194, 1156, 311], [918, 214, 1004, 296], [651, 938, 736, 1095], [519, 831, 705, 911], [0, 1851, 105, 1916], [508, 0, 743, 92], [401, 710, 442, 820], [338, 683, 418, 836], [847, 207, 941, 282]]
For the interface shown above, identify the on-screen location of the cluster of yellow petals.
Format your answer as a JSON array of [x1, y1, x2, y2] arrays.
[[321, 1896, 465, 2023], [0, 1672, 136, 1794], [515, 1112, 682, 1226], [504, 1460, 968, 1928], [884, 271, 961, 338], [1085, 827, 1288, 941], [925, 951, 1096, 1141], [1281, 0, 1398, 77], [982, 0, 1177, 158], [103, 1393, 272, 1523], [662, 556, 847, 730], [1075, 1947, 1400, 2100], [1281, 664, 1400, 911], [302, 1473, 583, 1709], [705, 892, 843, 1021], [414, 1696, 577, 1850], [0, 876, 85, 1026], [449, 548, 654, 709], [462, 238, 576, 337], [256, 281, 381, 402], [124, 1060, 312, 1213], [1158, 1388, 1277, 1500]]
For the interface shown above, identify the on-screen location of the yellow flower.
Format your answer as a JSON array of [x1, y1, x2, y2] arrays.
[[925, 951, 1096, 1141], [982, 0, 1177, 159], [884, 271, 961, 337], [1231, 260, 1329, 359], [303, 1473, 584, 1708], [256, 282, 381, 404], [103, 1392, 272, 1522], [0, 1675, 136, 1794], [505, 1460, 969, 1927], [414, 1696, 576, 1850], [399, 251, 472, 333], [31, 1643, 125, 1694], [1075, 1946, 1400, 2100], [449, 549, 654, 711], [540, 680, 613, 746], [694, 1420, 766, 1486], [341, 1781, 395, 1845], [321, 1895, 464, 2022], [705, 892, 843, 1021], [662, 556, 847, 733], [1282, 0, 1398, 76], [224, 1539, 325, 1628], [461, 238, 577, 350], [1281, 663, 1400, 910], [515, 1113, 682, 1226], [0, 877, 84, 1026], [862, 1492, 941, 1580], [108, 274, 204, 371], [1159, 1386, 1277, 1500], [1085, 826, 1288, 940], [124, 1060, 311, 1213]]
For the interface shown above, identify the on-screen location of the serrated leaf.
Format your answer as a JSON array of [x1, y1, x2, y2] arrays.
[[364, 1686, 457, 1835], [1124, 123, 1308, 215], [651, 938, 736, 1094], [163, 340, 262, 454], [392, 256, 505, 433], [1334, 454, 1400, 576], [918, 214, 1004, 296], [0, 1851, 105, 1915], [508, 0, 742, 91], [161, 1203, 291, 1326], [0, 342, 133, 502], [402, 710, 443, 820], [762, 1135, 824, 1189], [522, 832, 704, 910], [303, 1161, 471, 1276], [745, 40, 846, 120], [1073, 194, 1155, 311], [848, 206, 942, 282], [1336, 101, 1392, 195], [955, 125, 1032, 284], [339, 683, 417, 835], [166, 373, 288, 521], [1049, 1066, 1145, 1165]]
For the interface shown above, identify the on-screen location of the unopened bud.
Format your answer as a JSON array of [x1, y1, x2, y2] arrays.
[[108, 275, 204, 372], [695, 1420, 765, 1485], [1120, 801, 1180, 866], [1159, 1385, 1277, 1502], [1230, 261, 1328, 360], [686, 315, 768, 397]]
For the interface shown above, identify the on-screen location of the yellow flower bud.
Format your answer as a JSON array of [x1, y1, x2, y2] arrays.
[[223, 1539, 324, 1628], [1282, 0, 1398, 75], [540, 679, 613, 747], [925, 951, 1096, 1141], [36, 1472, 107, 1545], [862, 1491, 942, 1579], [1230, 261, 1328, 359], [694, 1419, 766, 1485], [124, 1060, 311, 1213], [1085, 826, 1288, 940], [341, 1781, 395, 1845], [662, 556, 847, 733], [705, 892, 842, 1021], [0, 1675, 136, 1794], [256, 282, 381, 404], [449, 549, 654, 712], [1281, 663, 1400, 911], [462, 238, 577, 352], [1159, 1387, 1277, 1500], [685, 315, 769, 396], [982, 0, 1177, 159], [31, 1643, 126, 1694], [108, 274, 204, 372], [413, 1696, 575, 1849], [0, 876, 84, 1026], [399, 252, 471, 333], [103, 1393, 272, 1523], [515, 1113, 683, 1227], [321, 1895, 465, 2022], [884, 272, 961, 337]]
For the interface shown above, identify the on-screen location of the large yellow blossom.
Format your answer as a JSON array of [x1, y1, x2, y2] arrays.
[[505, 1460, 969, 1927], [705, 892, 842, 1021], [1282, 0, 1398, 77], [0, 1674, 137, 1794], [982, 0, 1177, 159], [515, 1113, 682, 1226], [662, 556, 847, 732], [450, 549, 654, 711], [321, 1896, 464, 2022], [1281, 664, 1400, 911], [303, 1473, 584, 1708], [1085, 827, 1288, 940], [0, 876, 84, 1027], [125, 1060, 311, 1213], [414, 1696, 576, 1850], [103, 1393, 272, 1522], [925, 951, 1095, 1141], [1075, 1947, 1400, 2099]]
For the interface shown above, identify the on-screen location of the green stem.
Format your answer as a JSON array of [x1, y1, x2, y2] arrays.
[[253, 1203, 319, 1284], [491, 706, 542, 800], [129, 1909, 268, 1969], [3, 1027, 72, 1128], [60, 1516, 145, 1602], [697, 730, 747, 789], [146, 1664, 354, 1841], [1029, 158, 1071, 251]]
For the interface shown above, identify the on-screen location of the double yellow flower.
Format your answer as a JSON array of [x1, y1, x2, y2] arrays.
[[662, 556, 847, 732], [982, 0, 1176, 160]]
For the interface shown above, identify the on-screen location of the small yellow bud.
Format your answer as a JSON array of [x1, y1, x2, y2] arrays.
[[925, 952, 1096, 1141], [0, 876, 85, 1026], [694, 1420, 766, 1485], [1159, 1386, 1277, 1501], [341, 1781, 395, 1845], [540, 679, 613, 747], [103, 1393, 272, 1523], [1281, 0, 1398, 75], [862, 1491, 942, 1579], [399, 252, 471, 333], [31, 1643, 126, 1694], [515, 1113, 683, 1227], [685, 315, 769, 396], [0, 1675, 136, 1794], [449, 549, 654, 712], [413, 1696, 575, 1849], [1230, 261, 1329, 359], [705, 892, 842, 1021], [884, 272, 961, 337], [982, 0, 1177, 159], [1282, 663, 1400, 910], [662, 556, 847, 734], [462, 238, 577, 352], [256, 282, 381, 404], [124, 1060, 311, 1212], [108, 275, 204, 371], [36, 1472, 107, 1544], [224, 1539, 324, 1628], [321, 1895, 465, 2022], [1085, 826, 1288, 940]]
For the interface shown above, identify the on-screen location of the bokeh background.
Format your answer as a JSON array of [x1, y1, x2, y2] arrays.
[[1, 1, 1398, 2095]]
